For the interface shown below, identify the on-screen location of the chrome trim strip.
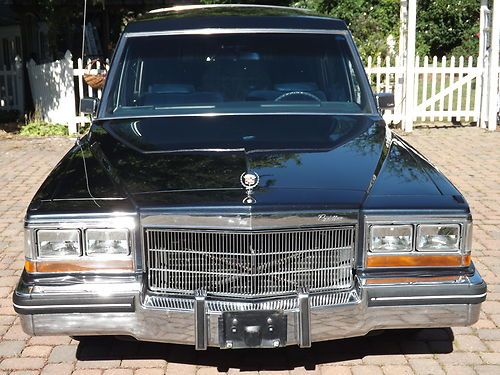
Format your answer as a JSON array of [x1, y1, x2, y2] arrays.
[[96, 112, 379, 122], [13, 303, 132, 310], [370, 293, 487, 302], [141, 211, 358, 230], [148, 4, 310, 14], [125, 28, 348, 38]]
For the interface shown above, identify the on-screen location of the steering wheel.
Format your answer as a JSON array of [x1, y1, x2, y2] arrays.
[[274, 91, 322, 102]]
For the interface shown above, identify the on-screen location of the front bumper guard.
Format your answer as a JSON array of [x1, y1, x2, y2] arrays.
[[13, 270, 486, 349]]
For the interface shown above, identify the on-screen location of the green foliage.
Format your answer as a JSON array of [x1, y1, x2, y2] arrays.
[[295, 0, 480, 59], [416, 0, 479, 57], [20, 115, 69, 137]]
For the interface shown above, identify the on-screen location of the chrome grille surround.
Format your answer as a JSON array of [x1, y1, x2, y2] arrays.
[[145, 226, 355, 298]]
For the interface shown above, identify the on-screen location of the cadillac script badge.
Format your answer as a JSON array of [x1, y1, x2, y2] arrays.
[[241, 171, 259, 204]]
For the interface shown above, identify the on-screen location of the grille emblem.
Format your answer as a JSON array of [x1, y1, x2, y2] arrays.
[[241, 172, 259, 189], [240, 172, 259, 204]]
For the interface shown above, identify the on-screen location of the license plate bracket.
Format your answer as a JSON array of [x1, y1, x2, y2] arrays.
[[219, 310, 287, 349]]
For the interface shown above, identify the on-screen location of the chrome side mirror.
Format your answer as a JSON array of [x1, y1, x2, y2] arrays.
[[80, 97, 99, 116], [375, 93, 395, 111]]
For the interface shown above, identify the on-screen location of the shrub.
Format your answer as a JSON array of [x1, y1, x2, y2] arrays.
[[20, 119, 69, 137]]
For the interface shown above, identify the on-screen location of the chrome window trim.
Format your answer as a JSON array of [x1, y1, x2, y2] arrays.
[[97, 27, 378, 118], [363, 214, 472, 268], [124, 28, 350, 38], [96, 112, 381, 122]]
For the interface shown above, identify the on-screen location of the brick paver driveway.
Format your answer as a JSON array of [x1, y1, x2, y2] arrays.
[[0, 126, 499, 375]]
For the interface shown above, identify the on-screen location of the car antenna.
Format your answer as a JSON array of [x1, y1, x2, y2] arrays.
[[77, 1, 100, 208], [81, 0, 87, 64], [76, 137, 101, 208]]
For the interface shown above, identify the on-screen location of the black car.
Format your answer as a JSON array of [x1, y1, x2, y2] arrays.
[[14, 4, 486, 350]]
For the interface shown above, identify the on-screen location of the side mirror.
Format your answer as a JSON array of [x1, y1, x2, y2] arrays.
[[80, 97, 99, 116], [375, 93, 395, 111]]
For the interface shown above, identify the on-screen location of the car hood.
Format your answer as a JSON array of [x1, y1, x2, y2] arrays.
[[30, 114, 465, 213]]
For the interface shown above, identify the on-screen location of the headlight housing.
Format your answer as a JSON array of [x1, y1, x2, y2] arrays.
[[365, 217, 471, 268], [37, 229, 81, 258], [370, 225, 412, 253], [24, 217, 135, 274], [86, 229, 129, 256], [416, 224, 460, 252]]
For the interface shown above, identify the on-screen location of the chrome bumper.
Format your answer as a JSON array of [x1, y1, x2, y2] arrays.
[[14, 270, 486, 349]]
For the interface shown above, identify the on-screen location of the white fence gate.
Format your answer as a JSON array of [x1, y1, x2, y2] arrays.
[[0, 57, 24, 112], [365, 55, 491, 125]]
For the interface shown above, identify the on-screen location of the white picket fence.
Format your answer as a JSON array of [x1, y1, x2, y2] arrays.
[[364, 55, 494, 125], [26, 51, 106, 133]]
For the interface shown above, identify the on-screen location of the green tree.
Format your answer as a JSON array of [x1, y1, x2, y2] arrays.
[[415, 0, 480, 57], [296, 0, 480, 59]]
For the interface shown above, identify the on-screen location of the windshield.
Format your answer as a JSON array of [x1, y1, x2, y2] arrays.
[[103, 32, 373, 117]]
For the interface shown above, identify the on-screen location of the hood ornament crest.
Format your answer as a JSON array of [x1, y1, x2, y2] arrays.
[[240, 171, 259, 204]]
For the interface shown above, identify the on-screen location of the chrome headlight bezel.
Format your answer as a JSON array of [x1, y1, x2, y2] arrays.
[[364, 215, 472, 268], [24, 214, 136, 273]]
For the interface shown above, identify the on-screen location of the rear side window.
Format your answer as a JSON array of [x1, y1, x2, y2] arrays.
[[104, 33, 373, 117]]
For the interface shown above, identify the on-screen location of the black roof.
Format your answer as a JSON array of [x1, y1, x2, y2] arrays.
[[125, 4, 347, 33]]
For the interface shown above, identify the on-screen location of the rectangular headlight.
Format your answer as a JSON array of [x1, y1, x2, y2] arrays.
[[85, 229, 129, 256], [370, 225, 412, 253], [37, 229, 81, 258], [417, 224, 460, 252]]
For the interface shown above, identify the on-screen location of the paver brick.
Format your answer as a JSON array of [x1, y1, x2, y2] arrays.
[[41, 363, 73, 375], [381, 365, 415, 375], [0, 357, 46, 370], [47, 345, 77, 363], [0, 340, 25, 357], [22, 345, 53, 358], [135, 369, 165, 375]]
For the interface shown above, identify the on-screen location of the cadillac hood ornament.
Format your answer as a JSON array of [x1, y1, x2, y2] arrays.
[[240, 171, 259, 204]]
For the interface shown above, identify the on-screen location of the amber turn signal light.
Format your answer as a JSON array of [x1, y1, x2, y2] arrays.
[[24, 259, 133, 273], [366, 254, 471, 268]]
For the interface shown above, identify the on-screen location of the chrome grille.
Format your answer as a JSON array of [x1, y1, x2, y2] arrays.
[[146, 226, 355, 298]]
